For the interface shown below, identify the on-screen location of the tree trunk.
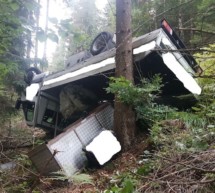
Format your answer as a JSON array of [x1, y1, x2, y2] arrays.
[[26, 30, 32, 59], [34, 0, 40, 68], [42, 0, 50, 71], [115, 0, 136, 150], [178, 0, 184, 40]]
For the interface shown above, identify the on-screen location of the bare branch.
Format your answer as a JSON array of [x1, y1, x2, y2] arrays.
[[176, 27, 215, 36], [155, 154, 215, 174]]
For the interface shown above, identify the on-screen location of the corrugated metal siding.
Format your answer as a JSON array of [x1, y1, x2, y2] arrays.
[[28, 103, 114, 177]]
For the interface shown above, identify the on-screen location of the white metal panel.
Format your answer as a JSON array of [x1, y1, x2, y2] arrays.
[[75, 105, 114, 146], [43, 57, 115, 87], [75, 116, 103, 146], [160, 34, 195, 75], [46, 104, 114, 176], [162, 53, 201, 95], [48, 131, 86, 177], [133, 41, 156, 55], [95, 105, 114, 130]]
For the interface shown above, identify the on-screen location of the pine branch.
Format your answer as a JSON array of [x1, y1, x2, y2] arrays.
[[133, 0, 195, 36], [193, 75, 215, 79], [176, 27, 215, 36]]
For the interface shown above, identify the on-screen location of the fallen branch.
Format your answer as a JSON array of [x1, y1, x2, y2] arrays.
[[193, 75, 215, 79], [155, 153, 215, 174], [0, 138, 33, 150], [137, 150, 215, 192]]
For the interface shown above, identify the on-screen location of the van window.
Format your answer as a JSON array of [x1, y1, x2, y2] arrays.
[[23, 102, 35, 122], [42, 109, 57, 124]]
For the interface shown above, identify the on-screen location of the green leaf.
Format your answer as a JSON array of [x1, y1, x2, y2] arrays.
[[206, 112, 215, 117], [58, 28, 69, 38], [49, 17, 58, 24], [207, 125, 215, 128], [60, 19, 72, 24], [10, 2, 19, 11], [37, 30, 46, 42], [47, 33, 59, 43], [121, 179, 134, 193], [50, 171, 94, 185], [192, 107, 201, 111], [72, 173, 94, 185], [137, 163, 152, 176], [24, 1, 40, 11]]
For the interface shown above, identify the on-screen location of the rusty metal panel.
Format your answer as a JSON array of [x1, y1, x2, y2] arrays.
[[28, 144, 61, 175]]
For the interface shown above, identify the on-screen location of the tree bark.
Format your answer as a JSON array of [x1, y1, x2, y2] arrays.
[[43, 0, 50, 68], [115, 0, 136, 150], [178, 0, 184, 40], [34, 0, 40, 68]]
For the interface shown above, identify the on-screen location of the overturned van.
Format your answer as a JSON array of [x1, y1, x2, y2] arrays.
[[16, 20, 202, 134]]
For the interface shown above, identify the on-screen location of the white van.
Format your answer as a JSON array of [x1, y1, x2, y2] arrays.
[[16, 20, 202, 134]]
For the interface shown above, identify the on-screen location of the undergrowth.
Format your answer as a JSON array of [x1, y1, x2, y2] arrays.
[[106, 75, 176, 127], [104, 75, 215, 192], [1, 72, 215, 192]]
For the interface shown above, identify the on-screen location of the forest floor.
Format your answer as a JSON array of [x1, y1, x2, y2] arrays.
[[46, 133, 150, 193], [1, 119, 215, 193], [0, 122, 150, 193]]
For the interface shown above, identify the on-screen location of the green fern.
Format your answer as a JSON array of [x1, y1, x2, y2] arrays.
[[50, 170, 94, 185]]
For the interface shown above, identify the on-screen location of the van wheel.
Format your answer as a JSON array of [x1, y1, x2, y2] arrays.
[[24, 67, 41, 85], [90, 32, 113, 55]]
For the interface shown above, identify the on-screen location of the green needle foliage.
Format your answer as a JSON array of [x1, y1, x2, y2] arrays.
[[106, 75, 176, 128]]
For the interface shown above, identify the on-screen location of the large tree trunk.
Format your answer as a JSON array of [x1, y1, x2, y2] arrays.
[[34, 0, 40, 68], [115, 0, 136, 150], [178, 0, 184, 40], [42, 0, 50, 70]]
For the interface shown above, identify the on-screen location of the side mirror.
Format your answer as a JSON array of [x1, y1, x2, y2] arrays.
[[24, 67, 42, 85], [15, 98, 22, 110]]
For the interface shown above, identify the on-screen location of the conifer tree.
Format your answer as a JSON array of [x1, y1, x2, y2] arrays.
[[115, 0, 136, 150]]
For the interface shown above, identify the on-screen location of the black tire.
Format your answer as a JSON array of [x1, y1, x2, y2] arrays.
[[90, 32, 113, 55], [24, 67, 41, 85], [26, 67, 41, 74]]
